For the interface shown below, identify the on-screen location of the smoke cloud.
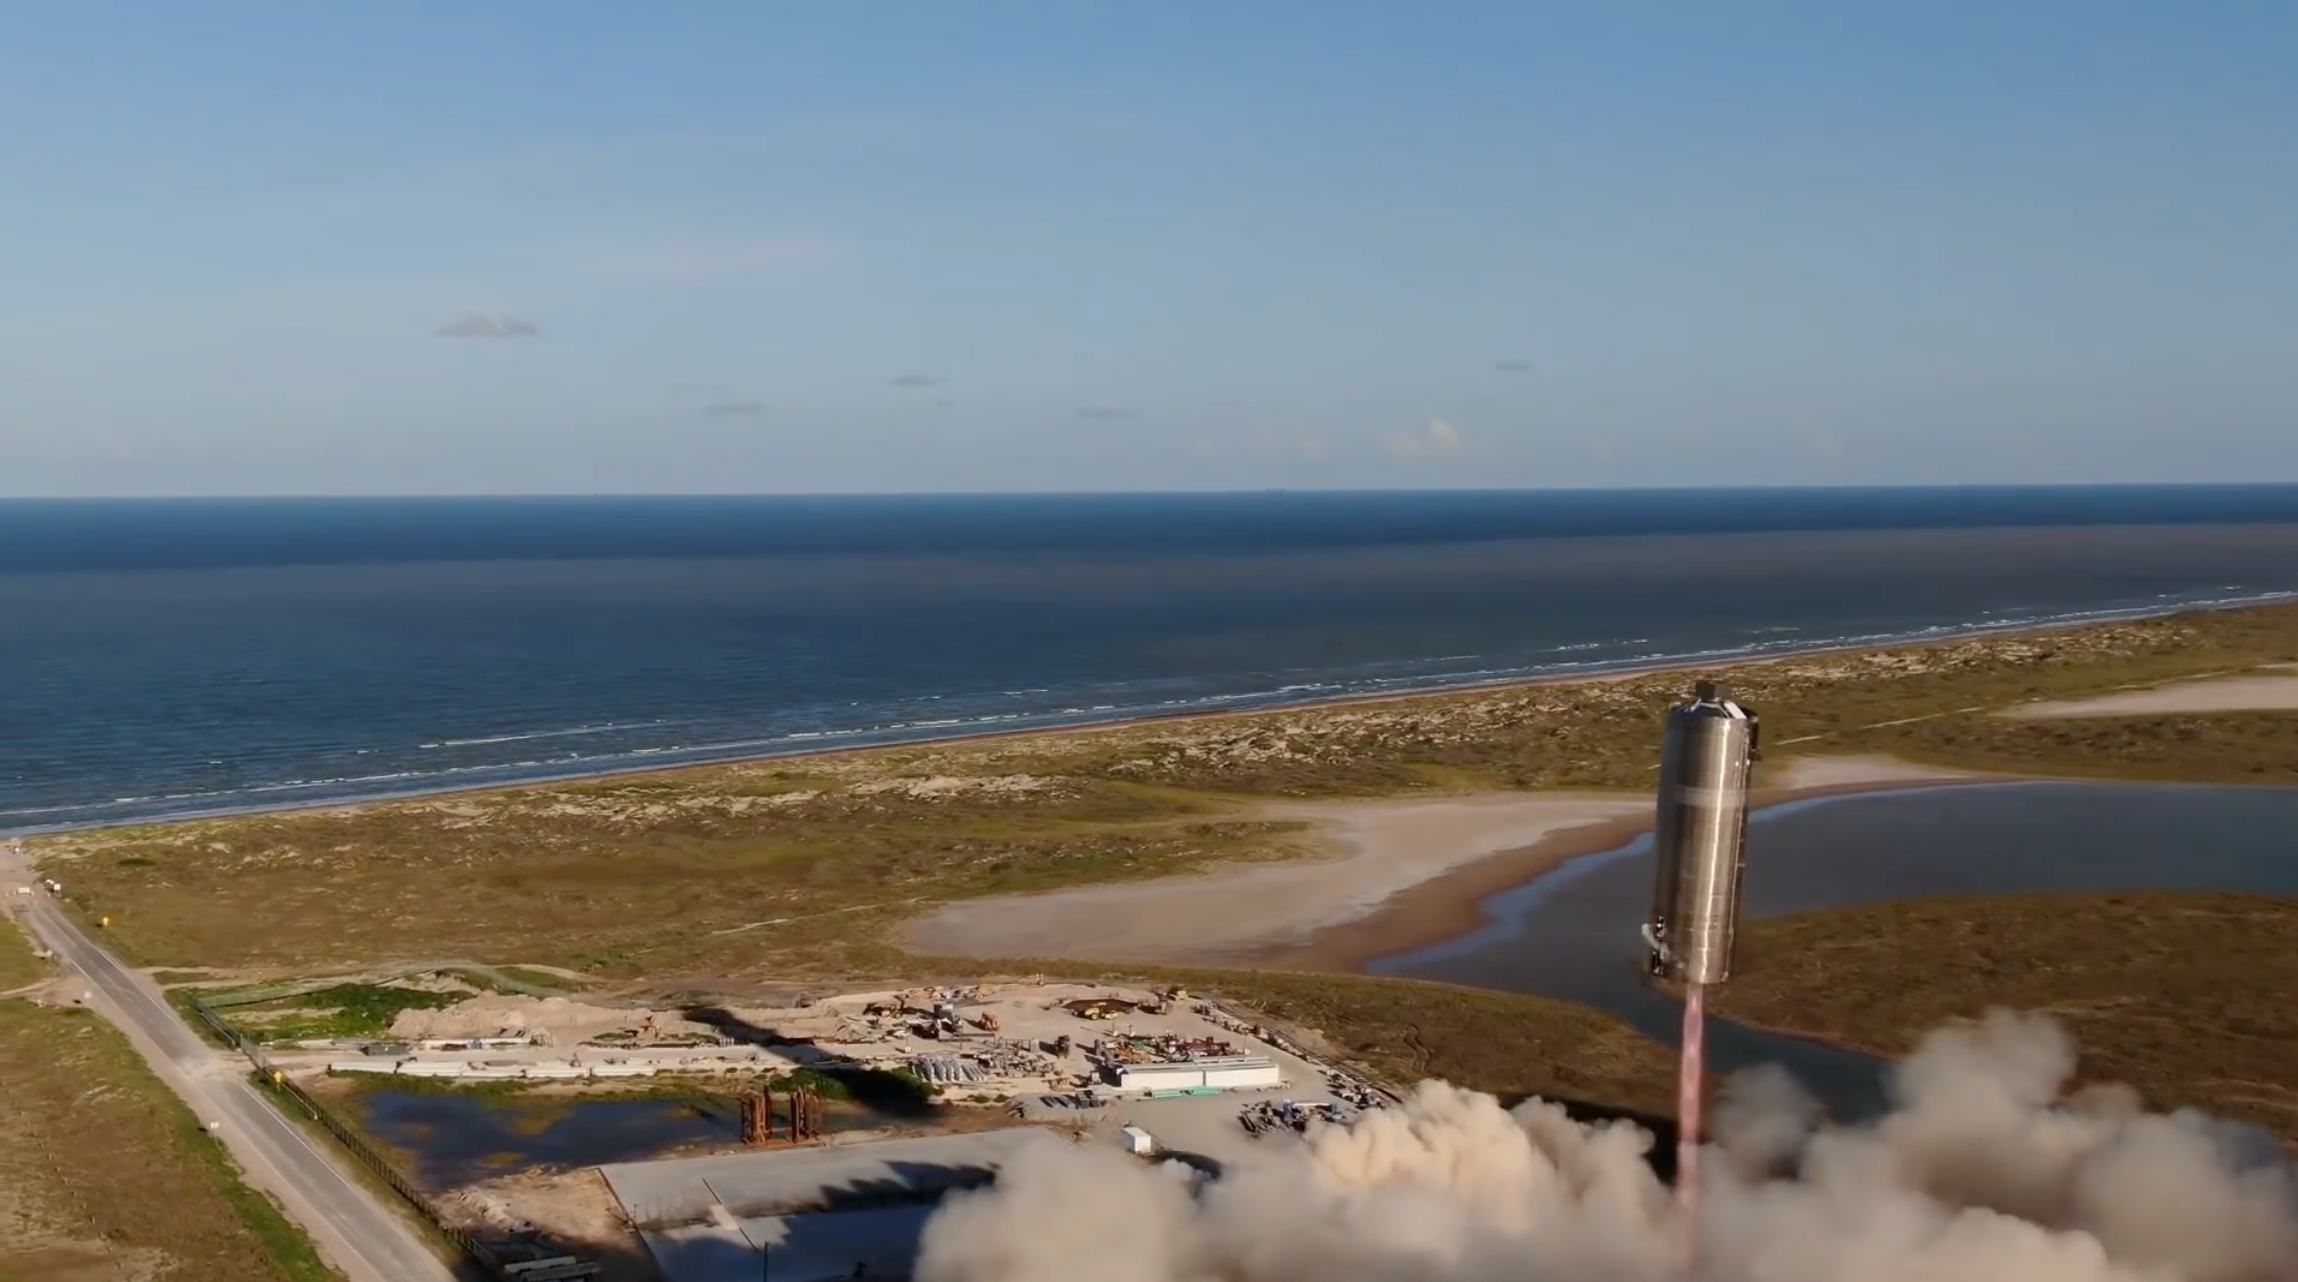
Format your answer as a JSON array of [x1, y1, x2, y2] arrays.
[[917, 1012, 2297, 1282]]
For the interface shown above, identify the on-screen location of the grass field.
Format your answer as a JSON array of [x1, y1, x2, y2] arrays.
[[0, 916, 343, 1282], [225, 983, 464, 1041], [1720, 891, 2298, 1139], [30, 604, 2298, 986]]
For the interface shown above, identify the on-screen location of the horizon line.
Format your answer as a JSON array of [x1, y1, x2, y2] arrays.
[[10, 480, 2298, 503]]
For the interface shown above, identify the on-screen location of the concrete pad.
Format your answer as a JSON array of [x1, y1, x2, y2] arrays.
[[601, 1130, 1037, 1226], [642, 1204, 933, 1282]]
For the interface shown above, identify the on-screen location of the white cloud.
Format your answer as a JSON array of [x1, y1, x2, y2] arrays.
[[1386, 415, 1467, 460], [433, 312, 538, 339]]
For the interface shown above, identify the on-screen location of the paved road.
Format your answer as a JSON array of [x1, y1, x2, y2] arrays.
[[4, 851, 460, 1282]]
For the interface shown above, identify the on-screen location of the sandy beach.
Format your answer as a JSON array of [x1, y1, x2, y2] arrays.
[[903, 753, 1980, 970], [15, 596, 2276, 843]]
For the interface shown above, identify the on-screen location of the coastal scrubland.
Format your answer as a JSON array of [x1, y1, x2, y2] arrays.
[[19, 603, 2298, 1143], [1721, 892, 2298, 1139], [32, 603, 2298, 982], [0, 917, 342, 1282]]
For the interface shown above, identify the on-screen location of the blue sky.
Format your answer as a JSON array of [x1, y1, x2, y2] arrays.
[[3, 4, 2293, 495]]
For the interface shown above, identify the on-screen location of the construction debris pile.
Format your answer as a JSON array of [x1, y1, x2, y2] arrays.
[[1090, 1032, 1238, 1068], [1236, 1098, 1355, 1136], [1190, 1000, 1310, 1058], [839, 985, 1016, 1043], [910, 1040, 1058, 1088], [1319, 1066, 1387, 1112]]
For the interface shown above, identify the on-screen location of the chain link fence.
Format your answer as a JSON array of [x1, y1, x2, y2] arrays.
[[191, 996, 511, 1277]]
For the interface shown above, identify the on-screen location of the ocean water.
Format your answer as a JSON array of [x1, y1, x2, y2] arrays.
[[6, 488, 2298, 831]]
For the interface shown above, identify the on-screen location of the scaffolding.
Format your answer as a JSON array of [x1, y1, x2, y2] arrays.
[[738, 1082, 826, 1147]]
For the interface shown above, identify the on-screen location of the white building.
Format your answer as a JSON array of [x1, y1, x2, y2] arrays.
[[1108, 1055, 1281, 1094]]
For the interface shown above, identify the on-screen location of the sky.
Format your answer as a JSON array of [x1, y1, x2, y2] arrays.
[[2, 3, 2294, 496]]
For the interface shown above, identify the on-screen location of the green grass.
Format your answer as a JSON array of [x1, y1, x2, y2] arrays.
[[322, 1071, 540, 1098], [1719, 891, 2298, 1139], [0, 920, 49, 991], [774, 1064, 939, 1110], [1867, 710, 2298, 783], [0, 917, 345, 1281], [231, 984, 462, 1041]]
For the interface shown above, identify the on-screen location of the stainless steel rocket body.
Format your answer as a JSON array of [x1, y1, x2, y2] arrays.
[[1644, 683, 1758, 984]]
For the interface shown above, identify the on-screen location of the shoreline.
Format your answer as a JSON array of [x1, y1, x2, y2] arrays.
[[1261, 761, 1993, 974], [903, 755, 1992, 973], [10, 593, 2285, 841]]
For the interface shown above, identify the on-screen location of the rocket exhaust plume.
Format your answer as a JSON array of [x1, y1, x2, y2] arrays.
[[1645, 681, 1758, 1274], [1676, 982, 1706, 1269], [918, 682, 2298, 1280], [917, 1012, 2298, 1282]]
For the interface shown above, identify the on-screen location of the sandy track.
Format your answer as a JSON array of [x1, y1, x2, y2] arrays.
[[903, 755, 1969, 968], [2001, 666, 2298, 719], [906, 793, 1647, 964]]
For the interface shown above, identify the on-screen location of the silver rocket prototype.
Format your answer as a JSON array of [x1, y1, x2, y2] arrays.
[[1643, 681, 1758, 984]]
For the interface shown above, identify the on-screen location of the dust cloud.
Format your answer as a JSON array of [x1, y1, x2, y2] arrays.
[[917, 1012, 2296, 1282]]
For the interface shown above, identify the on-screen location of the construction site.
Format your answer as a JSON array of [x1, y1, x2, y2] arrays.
[[224, 976, 1391, 1281]]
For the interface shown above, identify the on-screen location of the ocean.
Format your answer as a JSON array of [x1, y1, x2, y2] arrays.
[[6, 487, 2298, 832]]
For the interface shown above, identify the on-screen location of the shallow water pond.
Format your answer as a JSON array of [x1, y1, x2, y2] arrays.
[[354, 1091, 738, 1189], [1378, 781, 2298, 1114]]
